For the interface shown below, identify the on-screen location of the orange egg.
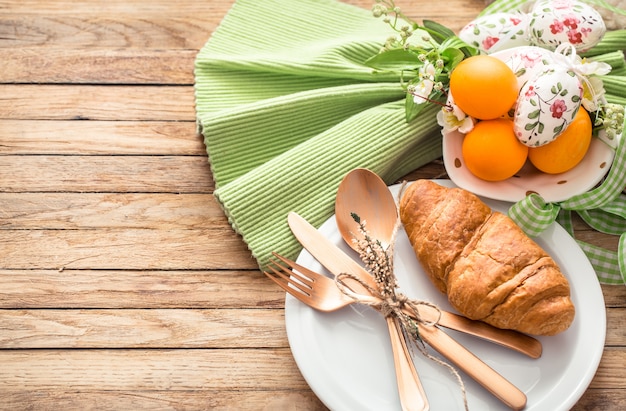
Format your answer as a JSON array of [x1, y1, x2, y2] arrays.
[[462, 118, 529, 181], [450, 55, 519, 120], [528, 108, 592, 174]]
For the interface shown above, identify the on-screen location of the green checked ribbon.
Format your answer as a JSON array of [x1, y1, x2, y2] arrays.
[[509, 127, 626, 284]]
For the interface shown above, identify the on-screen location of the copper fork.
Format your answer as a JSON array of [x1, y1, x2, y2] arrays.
[[266, 253, 430, 411]]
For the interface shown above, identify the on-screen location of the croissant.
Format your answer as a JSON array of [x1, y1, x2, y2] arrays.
[[399, 180, 575, 336]]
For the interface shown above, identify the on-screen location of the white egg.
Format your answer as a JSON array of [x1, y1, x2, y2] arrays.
[[514, 65, 583, 147], [459, 12, 531, 53], [528, 0, 607, 51]]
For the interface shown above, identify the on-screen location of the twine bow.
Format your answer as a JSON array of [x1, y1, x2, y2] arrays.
[[337, 211, 469, 410]]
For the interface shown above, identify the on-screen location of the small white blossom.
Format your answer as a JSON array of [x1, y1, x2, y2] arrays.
[[582, 76, 607, 112], [437, 96, 474, 134], [412, 63, 436, 104], [577, 59, 612, 76], [413, 80, 434, 104]]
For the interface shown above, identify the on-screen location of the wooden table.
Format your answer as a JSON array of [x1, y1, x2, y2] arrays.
[[1, 0, 625, 409]]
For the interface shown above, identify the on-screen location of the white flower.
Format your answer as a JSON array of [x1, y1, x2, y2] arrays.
[[575, 59, 611, 112], [437, 97, 474, 134], [412, 62, 436, 104], [412, 79, 434, 104], [582, 75, 607, 112], [576, 59, 612, 77]]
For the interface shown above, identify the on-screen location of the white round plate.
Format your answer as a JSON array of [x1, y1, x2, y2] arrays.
[[285, 180, 605, 411], [443, 129, 614, 203]]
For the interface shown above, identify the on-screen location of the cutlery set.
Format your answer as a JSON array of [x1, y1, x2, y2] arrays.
[[264, 169, 538, 410]]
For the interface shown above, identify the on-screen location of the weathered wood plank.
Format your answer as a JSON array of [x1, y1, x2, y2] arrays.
[[0, 349, 309, 390], [590, 349, 626, 389], [0, 390, 327, 411], [0, 269, 283, 309], [602, 283, 626, 308], [572, 389, 626, 411], [0, 156, 214, 193], [0, 308, 286, 348], [606, 308, 626, 346], [0, 85, 195, 121], [0, 0, 235, 15], [0, 16, 217, 49], [0, 48, 198, 84], [0, 120, 204, 155], [0, 229, 256, 270], [0, 193, 223, 229]]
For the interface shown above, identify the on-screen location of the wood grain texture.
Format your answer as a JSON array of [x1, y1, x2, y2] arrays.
[[1, 0, 624, 409], [0, 229, 255, 270], [0, 349, 309, 390], [0, 193, 224, 229], [0, 156, 214, 193], [0, 390, 327, 411], [0, 120, 205, 155], [0, 309, 287, 348], [0, 48, 199, 84], [0, 269, 283, 309], [0, 85, 195, 121]]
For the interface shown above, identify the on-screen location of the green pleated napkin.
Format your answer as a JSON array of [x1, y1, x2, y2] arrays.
[[194, 0, 443, 267]]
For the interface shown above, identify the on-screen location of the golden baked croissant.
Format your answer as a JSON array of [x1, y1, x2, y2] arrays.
[[399, 179, 575, 336]]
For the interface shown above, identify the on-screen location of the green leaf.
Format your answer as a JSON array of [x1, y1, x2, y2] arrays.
[[528, 109, 541, 119], [525, 122, 538, 131], [405, 92, 421, 123], [365, 48, 421, 71], [553, 123, 564, 134], [423, 20, 455, 43], [441, 47, 465, 68], [439, 36, 479, 58]]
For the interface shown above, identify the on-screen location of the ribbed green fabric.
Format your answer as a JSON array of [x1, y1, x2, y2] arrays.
[[194, 0, 443, 267]]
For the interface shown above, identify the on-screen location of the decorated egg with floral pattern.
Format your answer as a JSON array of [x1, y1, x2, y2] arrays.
[[528, 0, 607, 51], [514, 65, 583, 147], [491, 46, 559, 90], [459, 12, 531, 53]]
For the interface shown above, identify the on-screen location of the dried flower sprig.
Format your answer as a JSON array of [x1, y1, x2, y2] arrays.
[[350, 212, 397, 297], [367, 0, 479, 122], [347, 212, 469, 409]]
